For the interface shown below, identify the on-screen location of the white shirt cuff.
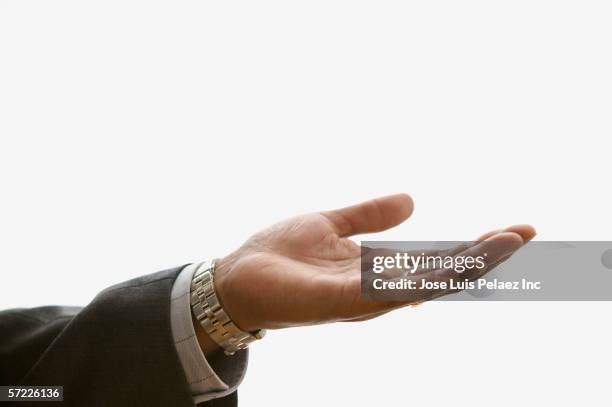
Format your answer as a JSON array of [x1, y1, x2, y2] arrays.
[[170, 262, 248, 404]]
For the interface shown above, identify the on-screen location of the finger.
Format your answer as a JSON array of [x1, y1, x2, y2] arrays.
[[322, 194, 414, 237], [423, 231, 526, 300], [403, 224, 536, 261], [477, 229, 502, 241], [362, 232, 526, 307], [477, 224, 536, 242], [342, 228, 533, 318], [441, 224, 536, 258]]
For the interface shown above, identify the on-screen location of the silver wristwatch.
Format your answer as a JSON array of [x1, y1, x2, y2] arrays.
[[190, 259, 266, 355]]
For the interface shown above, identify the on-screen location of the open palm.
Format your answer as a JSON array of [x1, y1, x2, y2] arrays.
[[214, 194, 535, 332]]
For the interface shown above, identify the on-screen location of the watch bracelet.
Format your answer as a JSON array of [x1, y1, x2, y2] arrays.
[[190, 260, 265, 355]]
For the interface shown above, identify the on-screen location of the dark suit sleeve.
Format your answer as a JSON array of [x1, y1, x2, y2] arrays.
[[0, 267, 238, 407]]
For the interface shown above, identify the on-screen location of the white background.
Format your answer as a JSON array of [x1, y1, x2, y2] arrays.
[[1, 1, 611, 406]]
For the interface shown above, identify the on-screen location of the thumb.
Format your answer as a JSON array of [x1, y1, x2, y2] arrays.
[[322, 194, 414, 237]]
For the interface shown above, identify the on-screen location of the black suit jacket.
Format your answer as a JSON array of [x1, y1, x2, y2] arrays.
[[0, 267, 237, 407]]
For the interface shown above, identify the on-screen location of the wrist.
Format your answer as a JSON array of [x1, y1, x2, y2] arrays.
[[191, 257, 266, 355], [214, 253, 264, 333]]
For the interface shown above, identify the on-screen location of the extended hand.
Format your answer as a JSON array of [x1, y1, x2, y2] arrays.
[[213, 194, 535, 332]]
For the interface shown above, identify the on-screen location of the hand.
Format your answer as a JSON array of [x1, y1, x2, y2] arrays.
[[212, 194, 535, 332]]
